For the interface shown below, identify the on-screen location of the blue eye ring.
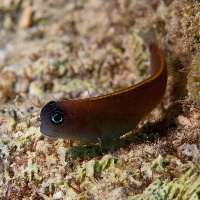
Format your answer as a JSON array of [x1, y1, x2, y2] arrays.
[[51, 110, 65, 125], [49, 101, 56, 106]]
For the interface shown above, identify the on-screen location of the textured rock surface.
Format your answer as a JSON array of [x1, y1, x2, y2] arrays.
[[0, 0, 200, 199]]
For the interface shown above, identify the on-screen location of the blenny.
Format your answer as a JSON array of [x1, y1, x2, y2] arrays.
[[40, 43, 167, 143]]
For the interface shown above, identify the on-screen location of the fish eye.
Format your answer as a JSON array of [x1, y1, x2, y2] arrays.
[[51, 110, 65, 125]]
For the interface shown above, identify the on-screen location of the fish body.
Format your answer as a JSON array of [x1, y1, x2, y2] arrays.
[[40, 44, 167, 143]]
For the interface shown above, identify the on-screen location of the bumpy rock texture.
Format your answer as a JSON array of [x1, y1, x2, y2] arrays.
[[0, 0, 200, 199]]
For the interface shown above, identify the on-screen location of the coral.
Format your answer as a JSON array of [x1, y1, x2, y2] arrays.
[[174, 0, 200, 104], [129, 162, 200, 200], [0, 0, 200, 199], [187, 52, 200, 104]]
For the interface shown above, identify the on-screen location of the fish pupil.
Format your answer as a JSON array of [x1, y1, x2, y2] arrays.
[[51, 110, 65, 125]]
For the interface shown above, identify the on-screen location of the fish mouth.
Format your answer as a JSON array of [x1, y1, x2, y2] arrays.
[[40, 124, 59, 138], [42, 132, 58, 138]]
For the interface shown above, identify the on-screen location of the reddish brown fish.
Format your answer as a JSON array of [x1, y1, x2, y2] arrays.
[[40, 44, 167, 143]]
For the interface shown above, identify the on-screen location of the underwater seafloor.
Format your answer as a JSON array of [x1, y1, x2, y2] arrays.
[[0, 0, 200, 199]]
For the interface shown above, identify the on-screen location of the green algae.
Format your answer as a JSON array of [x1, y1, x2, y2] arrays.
[[1, 0, 200, 199], [129, 162, 200, 200]]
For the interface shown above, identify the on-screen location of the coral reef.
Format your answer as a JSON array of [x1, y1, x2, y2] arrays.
[[0, 0, 200, 199]]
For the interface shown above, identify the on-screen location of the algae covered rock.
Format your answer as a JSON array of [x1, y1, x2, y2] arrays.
[[129, 162, 200, 200]]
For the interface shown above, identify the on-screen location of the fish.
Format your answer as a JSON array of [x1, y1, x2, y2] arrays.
[[40, 43, 167, 143]]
